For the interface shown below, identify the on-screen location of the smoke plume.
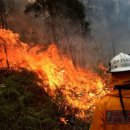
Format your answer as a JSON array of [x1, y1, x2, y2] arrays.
[[6, 0, 94, 69], [85, 0, 130, 59]]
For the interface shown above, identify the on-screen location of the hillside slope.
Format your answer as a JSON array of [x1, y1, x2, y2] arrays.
[[0, 68, 90, 130]]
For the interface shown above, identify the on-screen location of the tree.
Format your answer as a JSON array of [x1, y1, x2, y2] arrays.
[[25, 0, 88, 27], [25, 0, 91, 40], [0, 0, 7, 28], [24, 0, 90, 66], [0, 0, 14, 29]]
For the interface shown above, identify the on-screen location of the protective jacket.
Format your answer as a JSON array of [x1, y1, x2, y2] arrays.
[[89, 89, 130, 130], [90, 71, 130, 130]]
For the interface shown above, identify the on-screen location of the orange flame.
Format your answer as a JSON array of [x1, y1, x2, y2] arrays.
[[0, 29, 109, 121]]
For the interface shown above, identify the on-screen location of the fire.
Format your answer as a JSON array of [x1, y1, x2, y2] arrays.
[[0, 29, 109, 122]]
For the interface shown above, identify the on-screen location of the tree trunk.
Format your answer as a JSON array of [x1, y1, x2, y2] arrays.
[[3, 44, 9, 69], [59, 17, 76, 67]]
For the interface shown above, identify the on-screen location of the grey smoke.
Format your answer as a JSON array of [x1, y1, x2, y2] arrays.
[[85, 0, 130, 58], [8, 0, 129, 69], [6, 0, 93, 68]]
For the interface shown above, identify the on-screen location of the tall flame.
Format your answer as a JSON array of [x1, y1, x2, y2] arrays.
[[0, 29, 109, 121]]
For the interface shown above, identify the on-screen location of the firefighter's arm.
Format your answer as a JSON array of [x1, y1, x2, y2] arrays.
[[89, 102, 105, 130]]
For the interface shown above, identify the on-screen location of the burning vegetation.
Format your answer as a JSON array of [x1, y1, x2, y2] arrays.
[[0, 29, 109, 129]]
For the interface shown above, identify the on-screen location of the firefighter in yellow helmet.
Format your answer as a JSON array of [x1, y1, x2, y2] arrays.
[[89, 53, 130, 130]]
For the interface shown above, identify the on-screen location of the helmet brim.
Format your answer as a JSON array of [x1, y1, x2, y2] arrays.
[[108, 67, 130, 73]]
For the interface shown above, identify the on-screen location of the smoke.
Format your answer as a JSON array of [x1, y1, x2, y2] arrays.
[[7, 0, 130, 66], [6, 0, 95, 69], [85, 0, 130, 58], [7, 0, 123, 69], [7, 0, 52, 44]]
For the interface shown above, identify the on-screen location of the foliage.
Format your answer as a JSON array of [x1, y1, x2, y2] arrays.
[[24, 0, 90, 35], [25, 0, 84, 19], [0, 68, 90, 130]]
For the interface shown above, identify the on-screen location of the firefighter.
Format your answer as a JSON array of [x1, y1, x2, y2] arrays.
[[89, 52, 130, 130]]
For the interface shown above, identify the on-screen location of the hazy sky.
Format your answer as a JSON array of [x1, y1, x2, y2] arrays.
[[85, 0, 130, 56]]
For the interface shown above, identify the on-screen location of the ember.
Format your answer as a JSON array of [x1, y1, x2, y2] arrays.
[[0, 29, 109, 122]]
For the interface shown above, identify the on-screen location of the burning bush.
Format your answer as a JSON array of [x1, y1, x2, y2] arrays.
[[0, 29, 110, 128]]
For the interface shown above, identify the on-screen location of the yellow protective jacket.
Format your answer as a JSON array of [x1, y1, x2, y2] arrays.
[[89, 90, 130, 130]]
